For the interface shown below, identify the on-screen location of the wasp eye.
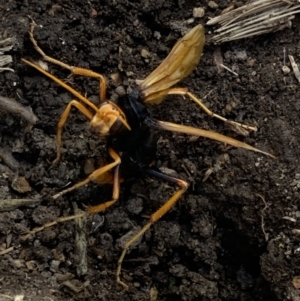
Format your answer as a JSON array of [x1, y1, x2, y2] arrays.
[[109, 118, 124, 134], [111, 106, 116, 110]]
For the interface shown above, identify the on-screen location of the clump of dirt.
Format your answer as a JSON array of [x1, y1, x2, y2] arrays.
[[0, 1, 300, 300]]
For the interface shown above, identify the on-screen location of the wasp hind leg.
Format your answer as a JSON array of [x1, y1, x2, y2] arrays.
[[21, 150, 121, 240], [167, 87, 258, 132], [116, 168, 188, 289]]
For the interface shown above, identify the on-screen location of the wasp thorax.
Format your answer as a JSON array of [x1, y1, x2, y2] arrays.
[[90, 102, 129, 136]]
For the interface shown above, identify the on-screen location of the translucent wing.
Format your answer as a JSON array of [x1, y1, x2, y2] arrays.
[[139, 24, 205, 104]]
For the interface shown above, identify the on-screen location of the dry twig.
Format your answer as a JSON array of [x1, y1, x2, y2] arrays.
[[0, 96, 38, 124]]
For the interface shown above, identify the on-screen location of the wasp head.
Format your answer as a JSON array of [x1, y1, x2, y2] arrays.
[[90, 101, 131, 136]]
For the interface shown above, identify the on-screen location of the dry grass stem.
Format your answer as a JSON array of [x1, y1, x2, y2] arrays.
[[207, 0, 300, 43], [0, 37, 14, 72]]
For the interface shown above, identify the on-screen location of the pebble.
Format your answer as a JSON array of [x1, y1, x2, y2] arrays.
[[110, 72, 122, 85], [282, 65, 291, 74], [115, 85, 126, 96], [153, 31, 161, 40], [208, 1, 218, 9], [141, 48, 150, 58], [11, 177, 32, 193], [193, 7, 205, 18]]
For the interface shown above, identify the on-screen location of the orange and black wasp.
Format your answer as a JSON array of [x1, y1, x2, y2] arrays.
[[22, 22, 274, 288]]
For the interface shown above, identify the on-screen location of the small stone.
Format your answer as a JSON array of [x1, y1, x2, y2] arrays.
[[208, 1, 218, 9], [153, 31, 161, 40], [115, 86, 126, 96], [193, 7, 205, 18], [13, 259, 25, 268], [247, 58, 256, 67], [292, 276, 300, 289], [225, 104, 232, 114], [11, 176, 32, 193], [50, 260, 61, 272], [185, 18, 194, 24], [110, 72, 122, 85], [141, 48, 150, 58], [282, 65, 291, 74], [235, 50, 247, 60], [25, 260, 37, 270], [90, 8, 97, 18], [126, 197, 143, 215], [126, 71, 134, 77], [133, 281, 141, 288]]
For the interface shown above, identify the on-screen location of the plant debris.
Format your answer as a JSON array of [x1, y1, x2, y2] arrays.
[[0, 95, 38, 124], [0, 37, 14, 72], [207, 0, 300, 43]]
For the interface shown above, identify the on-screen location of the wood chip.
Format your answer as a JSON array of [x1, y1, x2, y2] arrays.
[[0, 198, 41, 212], [11, 177, 32, 193]]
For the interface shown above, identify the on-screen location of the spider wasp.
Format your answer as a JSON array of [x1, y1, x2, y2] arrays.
[[22, 22, 274, 289]]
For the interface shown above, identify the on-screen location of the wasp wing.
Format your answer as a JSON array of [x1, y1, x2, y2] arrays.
[[139, 24, 205, 104]]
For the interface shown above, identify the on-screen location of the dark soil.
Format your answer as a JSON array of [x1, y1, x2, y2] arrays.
[[1, 1, 300, 300]]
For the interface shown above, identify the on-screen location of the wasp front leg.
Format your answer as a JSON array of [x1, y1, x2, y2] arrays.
[[28, 21, 107, 102], [53, 100, 93, 165]]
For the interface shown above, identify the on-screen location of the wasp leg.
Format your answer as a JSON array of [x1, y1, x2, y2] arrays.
[[167, 87, 258, 132], [28, 21, 107, 102], [87, 164, 121, 214], [52, 148, 121, 199], [20, 211, 86, 241], [22, 58, 100, 112], [22, 59, 100, 164], [145, 118, 275, 159], [22, 154, 121, 241], [52, 100, 93, 165], [116, 168, 188, 289]]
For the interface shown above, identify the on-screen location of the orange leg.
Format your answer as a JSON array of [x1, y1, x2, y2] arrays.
[[87, 164, 121, 214], [53, 100, 93, 164], [21, 152, 122, 241], [167, 87, 258, 132], [116, 168, 188, 289], [22, 58, 103, 165], [52, 148, 121, 199], [20, 211, 86, 241], [28, 21, 107, 102], [145, 118, 275, 159]]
